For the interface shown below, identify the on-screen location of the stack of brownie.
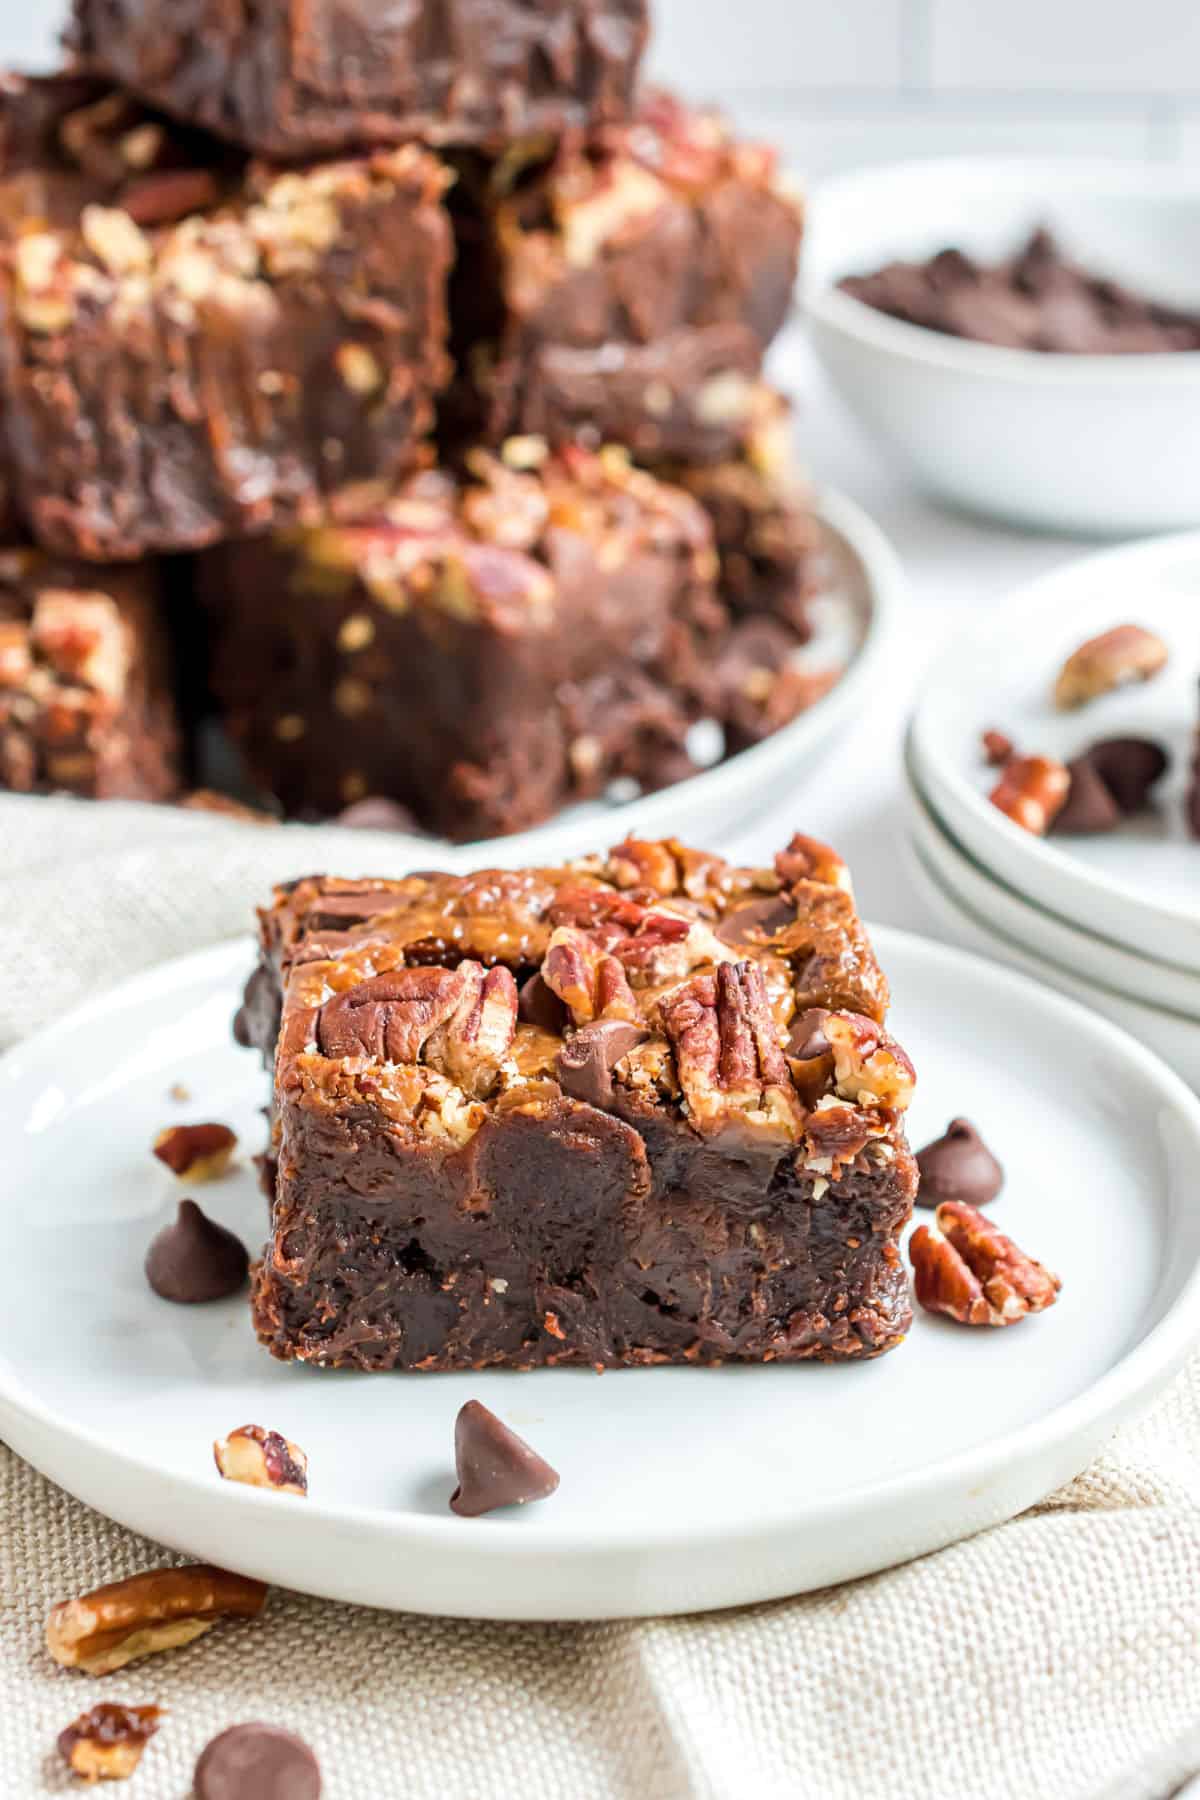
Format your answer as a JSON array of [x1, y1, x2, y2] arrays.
[[0, 2, 813, 840]]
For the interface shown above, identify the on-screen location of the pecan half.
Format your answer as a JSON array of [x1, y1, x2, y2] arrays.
[[423, 963, 518, 1097], [152, 1122, 237, 1182], [824, 1012, 916, 1113], [910, 1201, 1061, 1326], [989, 754, 1070, 835], [1054, 624, 1168, 709], [213, 1425, 308, 1497], [317, 967, 465, 1062], [542, 926, 640, 1025], [58, 1703, 162, 1783], [606, 839, 681, 896], [775, 833, 852, 894], [46, 1566, 267, 1676], [661, 960, 805, 1142]]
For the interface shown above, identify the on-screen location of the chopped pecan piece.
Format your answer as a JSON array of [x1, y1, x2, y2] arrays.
[[213, 1425, 308, 1497], [824, 1012, 916, 1113], [542, 926, 640, 1025], [46, 1565, 267, 1676], [1054, 624, 1168, 709], [423, 963, 518, 1097], [58, 1703, 162, 1783], [606, 838, 681, 896], [152, 1122, 237, 1182], [317, 967, 465, 1062], [910, 1201, 1061, 1326], [661, 960, 805, 1141], [775, 833, 852, 894], [981, 728, 1014, 766], [989, 754, 1070, 835]]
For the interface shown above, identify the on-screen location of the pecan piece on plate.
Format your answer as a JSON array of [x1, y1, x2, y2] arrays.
[[910, 1201, 1061, 1326], [989, 753, 1070, 835], [58, 1702, 162, 1783], [661, 959, 805, 1142], [214, 1425, 308, 1497], [152, 1122, 237, 1182], [46, 1565, 267, 1676], [1054, 623, 1168, 709]]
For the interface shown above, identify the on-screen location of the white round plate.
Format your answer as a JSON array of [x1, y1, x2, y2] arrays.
[[905, 734, 1200, 1022], [3, 932, 1200, 1620], [910, 530, 1200, 970], [903, 826, 1200, 1092]]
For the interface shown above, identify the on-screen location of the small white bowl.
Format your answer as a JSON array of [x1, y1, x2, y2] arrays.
[[805, 157, 1200, 536]]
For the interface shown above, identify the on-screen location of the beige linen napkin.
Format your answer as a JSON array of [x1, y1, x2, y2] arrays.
[[2, 795, 1198, 1800]]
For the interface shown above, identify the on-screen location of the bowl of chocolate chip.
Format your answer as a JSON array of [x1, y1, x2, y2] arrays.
[[804, 158, 1200, 536]]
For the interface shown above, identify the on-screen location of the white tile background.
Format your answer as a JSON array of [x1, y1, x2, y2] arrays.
[[5, 0, 1199, 178]]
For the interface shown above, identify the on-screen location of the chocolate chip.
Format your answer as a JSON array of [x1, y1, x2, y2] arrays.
[[786, 1007, 832, 1061], [194, 1723, 321, 1800], [450, 1400, 560, 1518], [335, 795, 417, 832], [915, 1119, 1004, 1210], [1052, 754, 1122, 836], [232, 1006, 253, 1048], [518, 970, 568, 1034], [1085, 737, 1169, 814], [557, 1020, 648, 1108], [716, 896, 796, 949], [145, 1199, 249, 1303]]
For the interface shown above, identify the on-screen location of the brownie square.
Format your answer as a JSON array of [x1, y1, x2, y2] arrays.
[[197, 444, 725, 840], [454, 91, 804, 464], [0, 544, 178, 798], [242, 833, 917, 1371], [66, 0, 649, 159], [0, 79, 451, 560]]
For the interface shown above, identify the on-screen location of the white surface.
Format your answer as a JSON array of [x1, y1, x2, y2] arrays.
[[905, 827, 1200, 1093], [910, 530, 1200, 969], [930, 0, 1200, 93], [646, 0, 904, 91], [4, 930, 1200, 1620], [806, 158, 1200, 535], [906, 740, 1200, 1023]]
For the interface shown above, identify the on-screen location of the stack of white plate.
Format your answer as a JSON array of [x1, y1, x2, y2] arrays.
[[904, 531, 1200, 1090]]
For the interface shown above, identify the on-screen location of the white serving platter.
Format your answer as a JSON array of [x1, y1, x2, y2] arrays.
[[909, 529, 1200, 971], [3, 929, 1199, 1620]]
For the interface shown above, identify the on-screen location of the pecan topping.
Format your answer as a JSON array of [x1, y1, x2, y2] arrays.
[[152, 1122, 237, 1182], [606, 838, 681, 896], [989, 754, 1070, 836], [214, 1424, 308, 1497], [910, 1202, 1061, 1326], [46, 1565, 267, 1676], [542, 926, 639, 1025], [1054, 624, 1168, 709], [58, 1703, 162, 1783], [661, 961, 805, 1141], [423, 963, 518, 1097], [824, 1012, 916, 1113], [775, 833, 852, 894], [317, 967, 465, 1062], [549, 885, 734, 985]]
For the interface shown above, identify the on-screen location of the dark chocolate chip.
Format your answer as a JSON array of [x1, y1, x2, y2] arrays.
[[1085, 737, 1169, 814], [915, 1118, 1004, 1210], [232, 1006, 252, 1048], [193, 1723, 321, 1800], [786, 1007, 832, 1061], [335, 795, 418, 832], [716, 896, 796, 949], [1052, 754, 1122, 836], [518, 971, 568, 1034], [450, 1400, 560, 1518], [145, 1199, 249, 1303], [557, 1020, 648, 1108]]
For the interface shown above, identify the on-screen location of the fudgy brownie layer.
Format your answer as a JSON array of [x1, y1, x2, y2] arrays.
[[455, 91, 804, 463], [199, 445, 724, 840], [0, 544, 178, 797], [67, 0, 649, 159], [244, 835, 917, 1371], [0, 78, 451, 559]]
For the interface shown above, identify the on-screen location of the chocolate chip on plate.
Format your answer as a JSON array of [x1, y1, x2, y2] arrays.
[[145, 1199, 250, 1303], [194, 1723, 321, 1800], [915, 1119, 1004, 1210], [1052, 754, 1122, 836], [557, 1020, 649, 1108], [450, 1400, 560, 1518], [1084, 736, 1169, 814]]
